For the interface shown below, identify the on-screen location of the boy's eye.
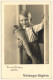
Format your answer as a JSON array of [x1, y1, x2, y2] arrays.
[[20, 18, 28, 22]]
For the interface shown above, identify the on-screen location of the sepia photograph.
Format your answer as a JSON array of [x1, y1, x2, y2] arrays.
[[2, 1, 51, 79], [4, 5, 48, 64]]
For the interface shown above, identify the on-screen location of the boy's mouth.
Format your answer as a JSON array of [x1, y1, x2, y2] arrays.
[[23, 24, 30, 27]]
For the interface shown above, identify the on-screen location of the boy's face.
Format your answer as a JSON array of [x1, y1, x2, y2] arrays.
[[20, 15, 30, 27]]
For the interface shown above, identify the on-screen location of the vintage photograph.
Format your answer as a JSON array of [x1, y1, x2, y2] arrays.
[[4, 4, 49, 64], [2, 2, 51, 79]]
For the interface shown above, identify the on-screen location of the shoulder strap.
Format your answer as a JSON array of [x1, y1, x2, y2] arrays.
[[32, 28, 38, 38]]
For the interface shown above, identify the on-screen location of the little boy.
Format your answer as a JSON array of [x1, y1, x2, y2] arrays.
[[14, 10, 44, 64]]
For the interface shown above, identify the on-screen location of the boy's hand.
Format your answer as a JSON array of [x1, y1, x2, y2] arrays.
[[17, 39, 23, 47], [41, 14, 44, 20]]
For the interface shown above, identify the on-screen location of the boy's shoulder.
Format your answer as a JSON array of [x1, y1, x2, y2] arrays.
[[30, 24, 39, 27], [28, 24, 34, 28]]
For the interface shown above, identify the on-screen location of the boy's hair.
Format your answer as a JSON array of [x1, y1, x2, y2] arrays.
[[20, 10, 32, 19]]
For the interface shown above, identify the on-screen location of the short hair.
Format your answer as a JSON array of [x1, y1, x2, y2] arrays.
[[20, 10, 32, 19]]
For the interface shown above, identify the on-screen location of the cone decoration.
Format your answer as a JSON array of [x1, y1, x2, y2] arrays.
[[13, 26, 37, 64]]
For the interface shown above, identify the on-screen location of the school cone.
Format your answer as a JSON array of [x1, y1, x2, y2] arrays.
[[13, 26, 37, 64]]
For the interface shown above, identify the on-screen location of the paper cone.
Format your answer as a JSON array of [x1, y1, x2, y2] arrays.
[[14, 28, 37, 64]]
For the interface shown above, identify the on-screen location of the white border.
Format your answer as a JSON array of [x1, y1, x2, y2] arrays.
[[0, 0, 52, 80]]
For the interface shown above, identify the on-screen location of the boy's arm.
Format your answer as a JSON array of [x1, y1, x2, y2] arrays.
[[33, 19, 44, 33]]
